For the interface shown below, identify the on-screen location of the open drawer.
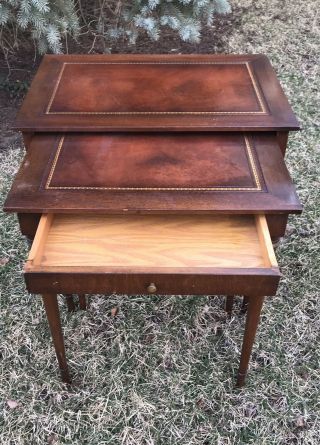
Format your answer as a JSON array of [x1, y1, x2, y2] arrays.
[[24, 214, 280, 296]]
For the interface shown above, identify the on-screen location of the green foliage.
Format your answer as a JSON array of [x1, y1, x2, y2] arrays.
[[0, 0, 231, 54], [0, 0, 79, 54], [114, 0, 231, 44]]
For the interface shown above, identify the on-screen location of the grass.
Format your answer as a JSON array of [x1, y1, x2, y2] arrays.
[[0, 0, 319, 443]]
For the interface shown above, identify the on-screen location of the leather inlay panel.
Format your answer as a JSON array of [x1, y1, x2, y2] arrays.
[[4, 132, 302, 214], [14, 54, 300, 131], [45, 133, 264, 192], [47, 62, 267, 115]]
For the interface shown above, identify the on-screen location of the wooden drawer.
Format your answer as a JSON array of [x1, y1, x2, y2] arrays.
[[24, 214, 280, 296]]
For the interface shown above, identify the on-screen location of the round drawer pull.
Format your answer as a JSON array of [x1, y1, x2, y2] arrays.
[[147, 283, 157, 294]]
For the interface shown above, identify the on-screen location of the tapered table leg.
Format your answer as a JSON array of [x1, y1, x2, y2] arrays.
[[78, 294, 87, 310], [42, 293, 71, 384], [236, 295, 264, 387], [225, 295, 234, 318], [65, 294, 76, 312], [240, 296, 249, 314]]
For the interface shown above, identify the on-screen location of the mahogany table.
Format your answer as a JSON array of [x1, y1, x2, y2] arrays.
[[4, 54, 301, 386]]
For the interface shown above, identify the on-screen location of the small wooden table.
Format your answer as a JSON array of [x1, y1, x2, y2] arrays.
[[4, 54, 301, 386]]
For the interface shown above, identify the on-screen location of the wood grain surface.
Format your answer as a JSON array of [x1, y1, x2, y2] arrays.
[[4, 132, 302, 215], [46, 133, 262, 191], [14, 54, 300, 132], [28, 214, 275, 269]]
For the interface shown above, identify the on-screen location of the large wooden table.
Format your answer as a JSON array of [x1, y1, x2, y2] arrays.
[[4, 54, 301, 386]]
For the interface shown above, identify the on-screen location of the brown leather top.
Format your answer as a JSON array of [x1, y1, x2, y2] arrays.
[[4, 132, 301, 214], [15, 54, 299, 132], [48, 133, 261, 190]]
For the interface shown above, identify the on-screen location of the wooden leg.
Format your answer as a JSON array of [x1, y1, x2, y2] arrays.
[[225, 295, 234, 318], [276, 130, 289, 157], [18, 213, 41, 239], [266, 214, 288, 241], [22, 131, 34, 151], [65, 294, 76, 312], [240, 296, 249, 314], [78, 294, 87, 310], [236, 295, 264, 387], [42, 294, 71, 384]]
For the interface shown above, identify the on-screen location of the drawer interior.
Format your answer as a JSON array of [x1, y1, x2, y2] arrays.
[[25, 214, 278, 273]]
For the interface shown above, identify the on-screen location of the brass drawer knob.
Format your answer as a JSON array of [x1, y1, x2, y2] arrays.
[[147, 283, 157, 294]]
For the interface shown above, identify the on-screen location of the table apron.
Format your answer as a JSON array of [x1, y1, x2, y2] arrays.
[[25, 271, 280, 296]]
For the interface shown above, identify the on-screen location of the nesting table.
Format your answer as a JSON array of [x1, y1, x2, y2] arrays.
[[4, 54, 301, 386]]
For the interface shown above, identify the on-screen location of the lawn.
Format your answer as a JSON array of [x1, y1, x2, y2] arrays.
[[0, 0, 319, 443]]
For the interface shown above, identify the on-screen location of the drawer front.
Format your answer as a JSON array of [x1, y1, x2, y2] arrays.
[[25, 271, 279, 297]]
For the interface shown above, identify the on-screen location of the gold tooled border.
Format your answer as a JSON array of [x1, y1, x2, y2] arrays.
[[46, 61, 268, 115], [45, 134, 263, 192]]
